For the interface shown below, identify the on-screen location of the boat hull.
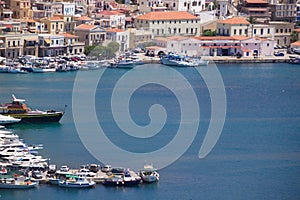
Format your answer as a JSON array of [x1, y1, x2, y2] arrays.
[[0, 182, 38, 189], [58, 181, 95, 188], [103, 179, 141, 187], [3, 112, 64, 123]]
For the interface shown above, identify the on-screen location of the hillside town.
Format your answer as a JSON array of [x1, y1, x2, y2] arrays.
[[0, 0, 300, 61]]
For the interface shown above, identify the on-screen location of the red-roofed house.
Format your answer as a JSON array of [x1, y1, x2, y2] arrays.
[[217, 17, 250, 37], [240, 0, 270, 22], [97, 10, 126, 29], [135, 11, 200, 37], [75, 24, 106, 46], [106, 28, 129, 51]]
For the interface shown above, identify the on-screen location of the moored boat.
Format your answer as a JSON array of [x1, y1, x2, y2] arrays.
[[0, 176, 39, 189], [103, 170, 141, 186], [0, 95, 64, 123], [0, 114, 21, 125], [161, 53, 209, 67], [58, 175, 95, 188], [138, 164, 159, 183]]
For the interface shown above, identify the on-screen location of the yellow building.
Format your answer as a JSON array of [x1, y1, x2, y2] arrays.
[[40, 16, 65, 34], [10, 0, 32, 19]]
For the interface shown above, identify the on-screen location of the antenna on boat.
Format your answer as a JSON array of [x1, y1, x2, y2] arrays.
[[11, 94, 26, 103]]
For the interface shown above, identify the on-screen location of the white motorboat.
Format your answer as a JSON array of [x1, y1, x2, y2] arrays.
[[0, 114, 21, 125], [138, 164, 160, 183], [58, 175, 95, 188], [0, 147, 29, 158]]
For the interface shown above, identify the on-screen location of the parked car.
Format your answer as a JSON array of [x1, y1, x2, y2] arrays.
[[274, 52, 284, 56]]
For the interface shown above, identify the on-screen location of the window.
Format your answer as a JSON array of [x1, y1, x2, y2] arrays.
[[267, 43, 269, 47], [186, 28, 188, 33], [234, 29, 237, 35], [174, 28, 176, 34], [254, 29, 256, 34], [239, 29, 242, 35], [184, 2, 187, 6], [267, 29, 270, 34], [260, 29, 263, 35], [192, 1, 197, 6]]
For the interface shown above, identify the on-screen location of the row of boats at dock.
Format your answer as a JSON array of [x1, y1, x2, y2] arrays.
[[0, 52, 210, 74], [0, 124, 160, 189]]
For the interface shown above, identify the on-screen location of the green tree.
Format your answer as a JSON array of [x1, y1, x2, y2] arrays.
[[247, 16, 257, 24], [203, 29, 216, 36], [107, 42, 120, 53], [84, 45, 97, 56], [291, 31, 299, 43]]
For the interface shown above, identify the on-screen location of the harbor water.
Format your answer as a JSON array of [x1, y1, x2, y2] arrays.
[[0, 63, 300, 199]]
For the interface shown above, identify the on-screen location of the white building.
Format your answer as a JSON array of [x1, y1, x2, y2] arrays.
[[137, 0, 206, 14], [217, 0, 229, 18], [61, 3, 76, 16], [251, 24, 275, 40], [217, 17, 250, 36], [135, 11, 201, 37], [155, 36, 201, 56], [106, 28, 130, 52]]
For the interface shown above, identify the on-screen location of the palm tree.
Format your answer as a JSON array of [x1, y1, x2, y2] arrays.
[[247, 16, 256, 38]]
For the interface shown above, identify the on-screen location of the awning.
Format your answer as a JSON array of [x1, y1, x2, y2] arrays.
[[44, 39, 51, 44]]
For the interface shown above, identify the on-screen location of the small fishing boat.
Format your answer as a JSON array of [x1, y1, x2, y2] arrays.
[[138, 164, 159, 183], [58, 175, 95, 188], [0, 176, 39, 189]]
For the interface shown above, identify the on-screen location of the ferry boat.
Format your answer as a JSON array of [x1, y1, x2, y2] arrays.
[[0, 95, 64, 123]]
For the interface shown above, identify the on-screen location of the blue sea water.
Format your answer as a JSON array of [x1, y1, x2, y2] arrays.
[[0, 63, 300, 200]]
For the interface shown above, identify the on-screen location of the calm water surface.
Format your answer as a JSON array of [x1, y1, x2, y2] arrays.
[[0, 63, 299, 200]]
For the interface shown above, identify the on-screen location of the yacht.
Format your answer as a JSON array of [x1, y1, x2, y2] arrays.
[[138, 164, 160, 183], [0, 114, 21, 125], [58, 175, 96, 188]]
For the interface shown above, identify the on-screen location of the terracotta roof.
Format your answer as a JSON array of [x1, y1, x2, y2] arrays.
[[98, 10, 123, 16], [219, 17, 250, 25], [291, 41, 300, 46], [75, 16, 92, 21], [246, 8, 267, 11], [241, 48, 251, 52], [59, 33, 78, 38], [75, 24, 96, 30], [295, 28, 300, 33], [155, 36, 189, 42], [49, 16, 63, 21], [136, 11, 198, 21], [26, 18, 37, 23], [245, 0, 268, 3], [106, 28, 125, 32], [193, 36, 248, 41]]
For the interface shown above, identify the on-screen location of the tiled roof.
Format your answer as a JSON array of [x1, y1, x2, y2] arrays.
[[245, 0, 268, 3], [98, 10, 123, 16], [219, 17, 250, 25], [295, 28, 300, 33], [49, 16, 63, 21], [59, 33, 78, 38], [156, 36, 189, 41], [75, 24, 96, 30], [136, 11, 198, 21], [106, 28, 125, 32], [291, 41, 300, 46], [193, 36, 248, 41], [75, 16, 92, 21]]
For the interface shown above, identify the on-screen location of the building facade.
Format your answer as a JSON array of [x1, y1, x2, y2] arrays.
[[135, 11, 201, 37]]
